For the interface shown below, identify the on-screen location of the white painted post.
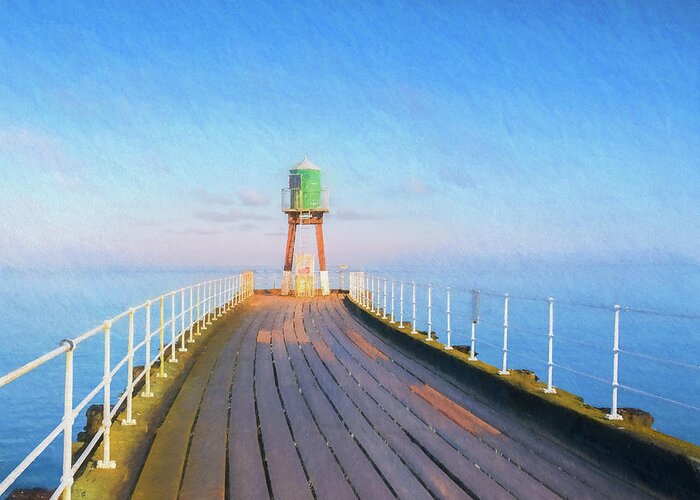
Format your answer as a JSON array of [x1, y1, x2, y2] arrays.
[[179, 289, 187, 352], [371, 275, 376, 313], [399, 281, 405, 328], [157, 296, 167, 378], [143, 300, 154, 396], [427, 284, 433, 341], [544, 298, 556, 393], [188, 286, 194, 343], [122, 309, 136, 425], [202, 283, 208, 331], [196, 285, 202, 335], [469, 289, 479, 361], [375, 275, 381, 316], [170, 293, 178, 362], [382, 278, 387, 319], [499, 294, 510, 375], [60, 340, 74, 500], [218, 279, 223, 317], [607, 305, 623, 420], [445, 287, 453, 349], [97, 321, 116, 468], [411, 281, 417, 334], [390, 280, 395, 323], [206, 281, 212, 325]]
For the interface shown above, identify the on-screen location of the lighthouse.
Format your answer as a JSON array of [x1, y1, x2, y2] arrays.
[[281, 157, 330, 296]]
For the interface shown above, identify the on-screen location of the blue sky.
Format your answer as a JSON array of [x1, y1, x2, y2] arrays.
[[0, 1, 698, 268]]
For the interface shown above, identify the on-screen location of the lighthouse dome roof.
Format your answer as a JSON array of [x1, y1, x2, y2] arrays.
[[291, 156, 320, 171]]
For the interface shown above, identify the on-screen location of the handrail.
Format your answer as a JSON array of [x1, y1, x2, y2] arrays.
[[0, 272, 256, 499], [348, 271, 700, 439]]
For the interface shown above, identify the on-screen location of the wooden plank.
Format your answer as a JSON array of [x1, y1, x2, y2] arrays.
[[179, 308, 258, 499], [284, 302, 395, 500], [330, 296, 653, 499], [297, 301, 434, 500], [131, 309, 242, 500], [228, 306, 273, 500], [270, 316, 355, 500], [311, 300, 509, 500], [317, 300, 560, 500], [255, 327, 313, 500]]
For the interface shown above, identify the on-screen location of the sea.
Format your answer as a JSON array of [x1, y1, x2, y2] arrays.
[[0, 261, 698, 494]]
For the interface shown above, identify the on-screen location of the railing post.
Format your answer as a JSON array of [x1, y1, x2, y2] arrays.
[[188, 286, 195, 343], [427, 284, 433, 341], [411, 281, 417, 334], [382, 278, 387, 319], [499, 294, 510, 375], [607, 305, 623, 420], [445, 287, 453, 350], [195, 284, 202, 335], [371, 275, 376, 313], [60, 339, 75, 500], [142, 300, 154, 396], [375, 275, 381, 316], [469, 289, 479, 361], [218, 279, 223, 317], [179, 289, 187, 352], [170, 293, 178, 362], [157, 296, 167, 378], [97, 321, 116, 469], [390, 279, 395, 323], [122, 309, 137, 425], [201, 282, 208, 331], [207, 281, 213, 325], [399, 281, 404, 328], [544, 298, 556, 393]]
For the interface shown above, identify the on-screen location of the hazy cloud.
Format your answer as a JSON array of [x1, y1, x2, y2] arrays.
[[237, 188, 271, 206], [407, 177, 433, 195], [193, 209, 272, 223], [239, 223, 258, 232], [169, 227, 222, 235], [333, 208, 381, 221], [195, 188, 235, 205]]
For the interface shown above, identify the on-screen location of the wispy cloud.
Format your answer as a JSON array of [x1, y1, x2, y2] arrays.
[[194, 188, 235, 205], [239, 223, 258, 231], [333, 208, 382, 221], [237, 188, 271, 206], [168, 227, 223, 235], [407, 177, 433, 195], [193, 209, 272, 223], [0, 127, 84, 189]]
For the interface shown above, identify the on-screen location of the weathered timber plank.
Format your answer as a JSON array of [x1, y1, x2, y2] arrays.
[[284, 302, 394, 500], [131, 310, 239, 500], [255, 326, 312, 500], [298, 301, 433, 500], [270, 310, 355, 500], [227, 305, 273, 500]]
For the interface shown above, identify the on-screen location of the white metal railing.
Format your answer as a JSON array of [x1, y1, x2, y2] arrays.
[[280, 187, 330, 212], [349, 272, 700, 440], [0, 272, 255, 499]]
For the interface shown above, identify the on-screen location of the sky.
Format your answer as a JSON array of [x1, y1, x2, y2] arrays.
[[0, 1, 698, 269]]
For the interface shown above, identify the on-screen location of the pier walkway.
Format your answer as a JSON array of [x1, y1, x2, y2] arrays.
[[129, 293, 650, 500]]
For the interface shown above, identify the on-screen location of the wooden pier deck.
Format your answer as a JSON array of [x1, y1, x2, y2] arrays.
[[129, 293, 653, 499]]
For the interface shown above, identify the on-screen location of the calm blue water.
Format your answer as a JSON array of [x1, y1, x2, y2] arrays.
[[0, 262, 698, 493]]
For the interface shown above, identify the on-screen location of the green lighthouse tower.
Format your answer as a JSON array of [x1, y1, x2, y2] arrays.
[[281, 157, 330, 296]]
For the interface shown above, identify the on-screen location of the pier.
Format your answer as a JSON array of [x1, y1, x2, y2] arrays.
[[73, 293, 661, 499]]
